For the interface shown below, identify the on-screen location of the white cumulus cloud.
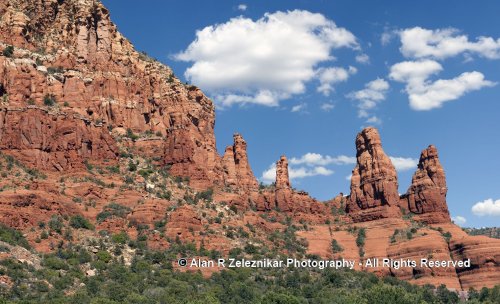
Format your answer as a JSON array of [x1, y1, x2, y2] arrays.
[[347, 78, 390, 119], [355, 53, 370, 64], [260, 152, 355, 183], [175, 10, 359, 107], [290, 153, 356, 166], [472, 198, 500, 217], [399, 27, 500, 60], [237, 4, 247, 11], [291, 103, 307, 113], [390, 60, 496, 110], [320, 102, 335, 112], [316, 66, 357, 96], [451, 215, 467, 226], [389, 156, 418, 171]]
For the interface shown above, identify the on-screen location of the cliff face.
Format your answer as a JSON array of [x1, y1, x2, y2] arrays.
[[0, 0, 223, 188], [0, 0, 498, 292], [347, 127, 401, 221]]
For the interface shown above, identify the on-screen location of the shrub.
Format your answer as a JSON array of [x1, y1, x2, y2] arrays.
[[47, 66, 64, 74], [43, 93, 56, 106], [2, 45, 14, 57], [195, 188, 213, 202], [69, 215, 94, 230], [48, 215, 63, 234], [356, 228, 366, 247], [442, 231, 452, 243], [43, 256, 68, 270], [331, 239, 343, 253], [128, 160, 137, 172], [126, 128, 139, 140], [0, 224, 30, 249], [96, 203, 131, 223], [96, 250, 113, 263]]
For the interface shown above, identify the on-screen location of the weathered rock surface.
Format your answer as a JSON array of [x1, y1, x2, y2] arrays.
[[274, 155, 294, 211], [0, 190, 75, 229], [347, 127, 401, 221], [401, 145, 450, 224], [0, 0, 498, 293], [0, 0, 221, 188], [165, 205, 202, 242], [221, 133, 258, 192], [0, 107, 118, 171]]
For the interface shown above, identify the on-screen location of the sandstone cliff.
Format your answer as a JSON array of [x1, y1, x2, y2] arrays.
[[0, 0, 225, 188], [0, 0, 498, 292]]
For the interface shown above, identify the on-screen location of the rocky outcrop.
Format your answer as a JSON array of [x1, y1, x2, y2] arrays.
[[221, 133, 258, 192], [0, 0, 220, 188], [450, 233, 500, 289], [347, 127, 401, 221], [165, 205, 202, 242], [255, 155, 327, 216], [0, 0, 498, 293], [401, 145, 450, 224], [275, 155, 290, 189], [0, 190, 75, 229], [0, 107, 118, 170], [275, 155, 293, 211]]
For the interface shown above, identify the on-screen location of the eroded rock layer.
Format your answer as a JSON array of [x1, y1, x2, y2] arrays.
[[347, 127, 401, 221], [401, 145, 450, 224], [221, 134, 258, 192], [0, 0, 222, 188]]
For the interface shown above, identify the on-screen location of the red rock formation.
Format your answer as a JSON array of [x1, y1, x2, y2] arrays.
[[275, 155, 293, 211], [275, 155, 290, 189], [0, 0, 220, 188], [347, 127, 401, 221], [450, 233, 500, 289], [0, 107, 118, 171], [255, 155, 327, 216], [401, 145, 450, 224], [0, 190, 76, 229], [128, 199, 172, 228], [0, 0, 498, 292], [221, 133, 258, 192], [165, 205, 202, 242]]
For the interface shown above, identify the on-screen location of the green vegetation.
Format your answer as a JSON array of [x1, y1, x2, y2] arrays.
[[126, 128, 139, 141], [195, 188, 213, 202], [43, 93, 56, 106], [96, 203, 131, 223], [463, 227, 499, 239], [0, 239, 497, 304], [47, 66, 64, 74], [356, 228, 366, 257], [69, 215, 94, 230], [2, 45, 14, 57], [48, 215, 63, 234], [331, 239, 343, 253], [0, 224, 30, 249]]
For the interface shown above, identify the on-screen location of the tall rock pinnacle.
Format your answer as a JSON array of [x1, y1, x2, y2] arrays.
[[347, 127, 401, 221], [401, 145, 450, 223], [276, 155, 291, 189], [221, 133, 258, 191]]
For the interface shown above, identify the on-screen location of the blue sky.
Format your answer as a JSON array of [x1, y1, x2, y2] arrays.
[[102, 0, 500, 228]]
